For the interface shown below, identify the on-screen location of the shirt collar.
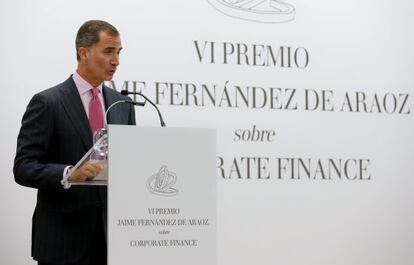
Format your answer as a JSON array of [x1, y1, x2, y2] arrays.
[[72, 71, 103, 96]]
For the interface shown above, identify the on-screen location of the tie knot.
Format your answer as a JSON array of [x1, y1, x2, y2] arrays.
[[91, 87, 100, 97]]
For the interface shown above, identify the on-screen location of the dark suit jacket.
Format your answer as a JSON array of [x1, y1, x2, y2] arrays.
[[14, 76, 135, 264]]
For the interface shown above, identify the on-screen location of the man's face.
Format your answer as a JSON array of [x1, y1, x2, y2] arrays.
[[81, 31, 122, 86]]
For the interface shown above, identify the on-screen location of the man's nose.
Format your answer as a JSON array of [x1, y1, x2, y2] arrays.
[[111, 53, 119, 66]]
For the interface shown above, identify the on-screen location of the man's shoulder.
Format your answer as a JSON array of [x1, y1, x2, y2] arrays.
[[36, 76, 75, 99]]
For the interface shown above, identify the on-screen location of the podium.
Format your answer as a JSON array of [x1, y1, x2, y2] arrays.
[[105, 125, 216, 265]]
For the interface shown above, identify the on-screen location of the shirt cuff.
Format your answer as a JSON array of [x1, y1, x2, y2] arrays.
[[61, 165, 73, 189]]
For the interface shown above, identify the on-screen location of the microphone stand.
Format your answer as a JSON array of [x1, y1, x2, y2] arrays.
[[120, 90, 166, 127]]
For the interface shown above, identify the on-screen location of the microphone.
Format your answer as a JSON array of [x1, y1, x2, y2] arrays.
[[105, 100, 145, 128], [121, 90, 166, 127]]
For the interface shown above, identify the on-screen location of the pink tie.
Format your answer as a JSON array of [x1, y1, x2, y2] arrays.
[[89, 87, 104, 133]]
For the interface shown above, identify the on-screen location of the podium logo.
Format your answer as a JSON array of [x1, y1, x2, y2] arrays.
[[147, 166, 179, 196], [207, 0, 295, 23]]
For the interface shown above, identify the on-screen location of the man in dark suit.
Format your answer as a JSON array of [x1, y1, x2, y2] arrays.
[[14, 20, 135, 265]]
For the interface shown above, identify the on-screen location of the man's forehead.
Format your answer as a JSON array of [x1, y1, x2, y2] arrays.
[[98, 31, 121, 46]]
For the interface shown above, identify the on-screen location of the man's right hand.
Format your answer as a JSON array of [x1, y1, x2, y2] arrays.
[[68, 161, 105, 182]]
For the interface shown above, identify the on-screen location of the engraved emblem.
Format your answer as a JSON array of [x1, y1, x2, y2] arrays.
[[147, 166, 179, 196], [207, 0, 295, 23]]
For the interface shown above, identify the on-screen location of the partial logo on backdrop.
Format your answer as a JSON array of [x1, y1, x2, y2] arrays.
[[147, 165, 179, 196], [207, 0, 295, 23]]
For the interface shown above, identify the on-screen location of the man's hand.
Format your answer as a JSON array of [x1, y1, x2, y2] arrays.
[[68, 161, 105, 182]]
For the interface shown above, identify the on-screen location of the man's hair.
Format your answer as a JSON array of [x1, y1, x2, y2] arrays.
[[75, 20, 119, 62]]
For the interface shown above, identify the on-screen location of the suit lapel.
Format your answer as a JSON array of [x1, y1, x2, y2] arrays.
[[103, 85, 117, 124], [60, 77, 93, 149]]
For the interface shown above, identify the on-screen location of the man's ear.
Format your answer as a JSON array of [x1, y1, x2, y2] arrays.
[[78, 47, 89, 61]]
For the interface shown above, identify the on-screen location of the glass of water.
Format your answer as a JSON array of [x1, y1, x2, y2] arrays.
[[90, 128, 108, 164]]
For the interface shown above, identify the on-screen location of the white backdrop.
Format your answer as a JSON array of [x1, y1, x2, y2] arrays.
[[1, 1, 414, 264]]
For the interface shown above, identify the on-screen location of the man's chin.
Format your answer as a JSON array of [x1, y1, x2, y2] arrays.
[[104, 75, 114, 81]]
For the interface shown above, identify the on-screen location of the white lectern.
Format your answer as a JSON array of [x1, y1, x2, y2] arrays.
[[107, 125, 216, 265]]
